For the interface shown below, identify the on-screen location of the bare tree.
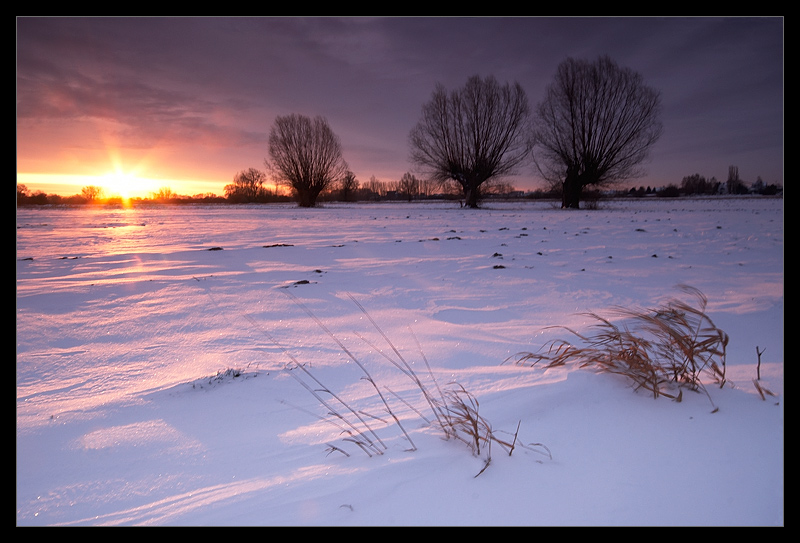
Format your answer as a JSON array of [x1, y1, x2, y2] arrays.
[[367, 175, 386, 199], [409, 75, 532, 208], [532, 56, 663, 208], [726, 165, 748, 194], [225, 167, 268, 203], [681, 174, 720, 195], [418, 177, 437, 198], [266, 114, 349, 207], [398, 172, 419, 201], [338, 170, 359, 202], [482, 178, 515, 197], [81, 185, 103, 203], [151, 187, 176, 202]]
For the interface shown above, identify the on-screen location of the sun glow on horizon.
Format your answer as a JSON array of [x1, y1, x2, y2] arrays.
[[18, 171, 225, 200], [19, 145, 224, 200], [99, 170, 139, 201], [92, 169, 204, 200]]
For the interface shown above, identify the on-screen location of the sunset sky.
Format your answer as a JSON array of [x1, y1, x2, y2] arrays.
[[16, 17, 783, 199]]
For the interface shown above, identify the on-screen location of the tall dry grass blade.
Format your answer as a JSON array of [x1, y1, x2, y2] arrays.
[[385, 386, 431, 424], [325, 444, 351, 457], [283, 291, 418, 451], [409, 326, 450, 425], [348, 294, 452, 437], [280, 398, 370, 450], [282, 366, 383, 456], [242, 312, 385, 455]]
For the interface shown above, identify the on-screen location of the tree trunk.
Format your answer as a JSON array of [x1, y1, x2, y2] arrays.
[[464, 187, 480, 208], [462, 180, 484, 208], [561, 174, 582, 209], [296, 189, 318, 207]]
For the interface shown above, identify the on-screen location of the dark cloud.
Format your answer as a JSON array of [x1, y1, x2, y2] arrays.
[[17, 17, 783, 192]]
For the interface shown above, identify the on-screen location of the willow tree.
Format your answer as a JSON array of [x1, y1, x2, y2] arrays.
[[532, 56, 663, 209], [266, 114, 349, 207], [408, 75, 532, 208]]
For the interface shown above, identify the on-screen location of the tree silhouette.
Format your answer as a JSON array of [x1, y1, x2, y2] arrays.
[[151, 187, 177, 202], [398, 172, 420, 201], [409, 75, 532, 208], [225, 168, 268, 203], [81, 185, 103, 203], [532, 56, 663, 209], [338, 170, 359, 202], [266, 114, 349, 208]]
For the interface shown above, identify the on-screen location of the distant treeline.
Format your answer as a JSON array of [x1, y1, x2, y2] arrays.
[[17, 175, 782, 207], [653, 172, 783, 197], [16, 185, 231, 206]]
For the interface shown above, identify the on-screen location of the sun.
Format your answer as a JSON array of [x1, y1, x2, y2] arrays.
[[99, 171, 134, 199]]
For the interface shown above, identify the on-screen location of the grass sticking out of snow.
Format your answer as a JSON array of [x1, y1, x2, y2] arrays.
[[277, 291, 551, 476], [509, 285, 729, 409]]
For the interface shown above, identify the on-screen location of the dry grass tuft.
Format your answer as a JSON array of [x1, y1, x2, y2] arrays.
[[436, 384, 551, 476], [510, 285, 729, 409], [276, 292, 550, 475]]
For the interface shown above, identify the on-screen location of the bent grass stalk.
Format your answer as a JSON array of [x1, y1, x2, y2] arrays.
[[510, 285, 729, 410]]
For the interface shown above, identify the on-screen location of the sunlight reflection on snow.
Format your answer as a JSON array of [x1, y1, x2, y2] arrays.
[[73, 419, 204, 454], [55, 464, 364, 526]]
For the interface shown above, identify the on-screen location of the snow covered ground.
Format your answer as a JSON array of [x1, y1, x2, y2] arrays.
[[16, 197, 783, 526]]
